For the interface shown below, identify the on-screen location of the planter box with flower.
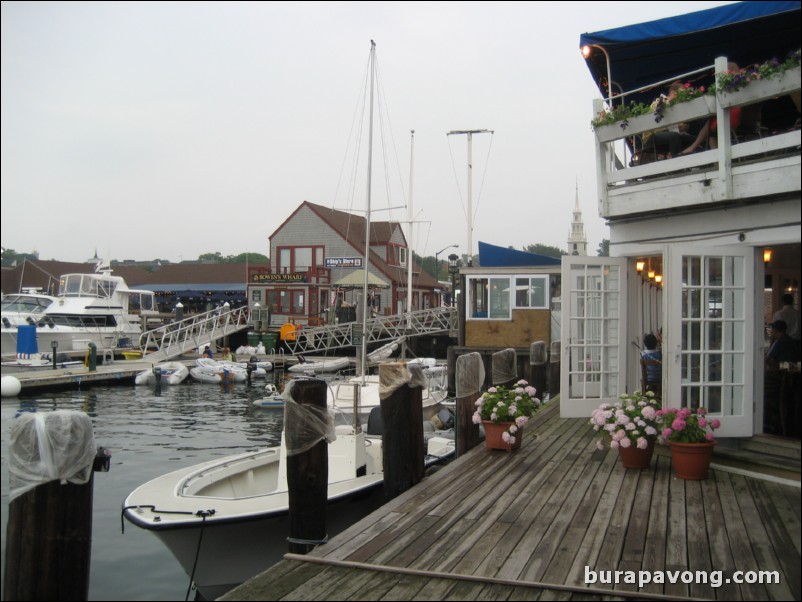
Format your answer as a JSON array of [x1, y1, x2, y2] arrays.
[[472, 380, 543, 451], [590, 391, 661, 468], [592, 85, 714, 144], [657, 407, 721, 480]]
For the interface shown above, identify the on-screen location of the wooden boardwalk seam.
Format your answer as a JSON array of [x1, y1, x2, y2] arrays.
[[222, 401, 801, 601]]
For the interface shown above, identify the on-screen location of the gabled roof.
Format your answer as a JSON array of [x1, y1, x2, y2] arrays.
[[271, 201, 438, 289], [580, 1, 801, 106], [478, 241, 562, 267]]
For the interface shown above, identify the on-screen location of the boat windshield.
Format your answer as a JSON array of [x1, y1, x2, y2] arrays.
[[59, 274, 117, 298], [1, 295, 52, 314]]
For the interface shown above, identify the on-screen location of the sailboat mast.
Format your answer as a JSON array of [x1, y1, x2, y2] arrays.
[[446, 128, 492, 266], [406, 130, 414, 317], [360, 40, 376, 382]]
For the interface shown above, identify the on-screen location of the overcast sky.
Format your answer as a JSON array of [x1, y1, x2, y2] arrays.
[[1, 1, 735, 264]]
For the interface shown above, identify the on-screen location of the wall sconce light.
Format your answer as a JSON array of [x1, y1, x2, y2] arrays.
[[648, 270, 656, 279], [636, 260, 645, 272], [763, 249, 773, 264], [654, 274, 663, 284]]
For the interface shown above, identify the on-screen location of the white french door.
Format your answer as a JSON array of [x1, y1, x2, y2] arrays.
[[667, 246, 754, 436], [560, 257, 628, 417]]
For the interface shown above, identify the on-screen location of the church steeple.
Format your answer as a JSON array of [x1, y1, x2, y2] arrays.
[[567, 182, 588, 256]]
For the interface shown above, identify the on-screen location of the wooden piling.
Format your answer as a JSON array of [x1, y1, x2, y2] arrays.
[[379, 363, 424, 499], [529, 341, 547, 397], [285, 378, 328, 555], [455, 352, 484, 456], [549, 341, 561, 397], [3, 412, 97, 601]]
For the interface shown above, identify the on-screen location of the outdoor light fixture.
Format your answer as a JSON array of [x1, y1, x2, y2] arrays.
[[435, 244, 458, 282], [636, 260, 645, 272], [654, 274, 663, 284], [581, 44, 612, 102], [763, 249, 773, 264], [447, 253, 461, 307], [648, 269, 656, 280]]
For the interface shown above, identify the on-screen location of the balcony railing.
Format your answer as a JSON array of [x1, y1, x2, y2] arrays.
[[592, 57, 801, 220]]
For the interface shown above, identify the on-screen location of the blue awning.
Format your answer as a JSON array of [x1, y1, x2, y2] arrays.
[[580, 1, 801, 106], [478, 241, 561, 268]]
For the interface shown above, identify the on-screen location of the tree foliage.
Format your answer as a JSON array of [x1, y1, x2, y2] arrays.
[[523, 243, 565, 258], [597, 239, 610, 257]]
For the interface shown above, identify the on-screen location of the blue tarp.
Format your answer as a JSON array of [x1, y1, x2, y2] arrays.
[[16, 325, 38, 356], [478, 241, 561, 268], [580, 1, 801, 106]]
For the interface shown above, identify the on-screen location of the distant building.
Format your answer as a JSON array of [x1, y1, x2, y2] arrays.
[[567, 183, 588, 256]]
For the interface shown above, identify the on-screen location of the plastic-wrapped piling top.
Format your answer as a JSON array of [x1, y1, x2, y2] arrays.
[[456, 352, 486, 398], [379, 363, 428, 400], [283, 379, 336, 457], [9, 410, 96, 502], [492, 348, 517, 384]]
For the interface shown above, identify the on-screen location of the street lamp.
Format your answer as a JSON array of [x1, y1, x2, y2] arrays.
[[447, 253, 461, 307], [435, 244, 458, 282]]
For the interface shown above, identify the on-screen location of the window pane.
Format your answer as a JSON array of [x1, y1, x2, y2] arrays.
[[488, 278, 509, 319], [295, 248, 312, 269]]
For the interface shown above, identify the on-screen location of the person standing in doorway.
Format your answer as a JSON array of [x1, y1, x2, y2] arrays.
[[773, 294, 800, 343]]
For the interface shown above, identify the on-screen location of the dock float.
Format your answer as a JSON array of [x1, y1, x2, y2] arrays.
[[221, 401, 801, 601]]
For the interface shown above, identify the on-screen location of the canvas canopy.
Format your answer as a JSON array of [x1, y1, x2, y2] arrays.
[[334, 269, 389, 288], [579, 1, 801, 106]]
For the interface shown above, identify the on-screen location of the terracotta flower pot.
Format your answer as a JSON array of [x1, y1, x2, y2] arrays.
[[617, 440, 655, 469], [669, 441, 716, 480], [483, 420, 523, 452]]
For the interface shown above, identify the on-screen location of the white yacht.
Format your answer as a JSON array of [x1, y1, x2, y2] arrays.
[[1, 267, 159, 357]]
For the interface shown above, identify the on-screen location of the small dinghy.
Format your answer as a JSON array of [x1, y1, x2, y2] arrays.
[[252, 383, 285, 408], [190, 358, 247, 384], [287, 355, 350, 374], [134, 361, 189, 386]]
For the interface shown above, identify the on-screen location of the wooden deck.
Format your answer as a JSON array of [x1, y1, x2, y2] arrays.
[[222, 402, 801, 601]]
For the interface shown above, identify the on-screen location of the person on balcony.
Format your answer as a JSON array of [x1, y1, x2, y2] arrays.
[[680, 63, 742, 155], [642, 81, 696, 158]]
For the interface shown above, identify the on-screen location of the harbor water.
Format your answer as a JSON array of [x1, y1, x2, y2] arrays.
[[1, 379, 286, 601]]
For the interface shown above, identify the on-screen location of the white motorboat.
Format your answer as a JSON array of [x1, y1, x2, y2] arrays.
[[135, 362, 190, 386], [287, 355, 350, 374], [1, 264, 159, 357], [190, 358, 248, 384], [1, 291, 56, 330], [328, 360, 448, 426], [123, 412, 455, 599]]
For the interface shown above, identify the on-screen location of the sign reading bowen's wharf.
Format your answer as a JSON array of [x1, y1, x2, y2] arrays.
[[250, 273, 308, 283]]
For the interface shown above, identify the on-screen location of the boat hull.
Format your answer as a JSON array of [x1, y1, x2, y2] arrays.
[[145, 484, 385, 599]]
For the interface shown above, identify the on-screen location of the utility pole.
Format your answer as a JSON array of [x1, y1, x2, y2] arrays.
[[447, 129, 492, 266]]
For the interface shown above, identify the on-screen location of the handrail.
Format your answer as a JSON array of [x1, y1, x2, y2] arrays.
[[284, 306, 456, 354], [138, 306, 250, 362]]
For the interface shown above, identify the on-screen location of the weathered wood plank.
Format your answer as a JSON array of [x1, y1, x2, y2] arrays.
[[745, 479, 801, 599], [759, 480, 802, 556], [564, 452, 629, 587], [731, 474, 796, 600], [585, 468, 642, 589], [685, 481, 719, 598], [641, 454, 670, 595], [700, 476, 741, 601], [669, 476, 694, 600], [715, 470, 762, 600]]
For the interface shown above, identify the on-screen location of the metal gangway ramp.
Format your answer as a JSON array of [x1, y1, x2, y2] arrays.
[[138, 306, 250, 363], [284, 306, 456, 354]]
